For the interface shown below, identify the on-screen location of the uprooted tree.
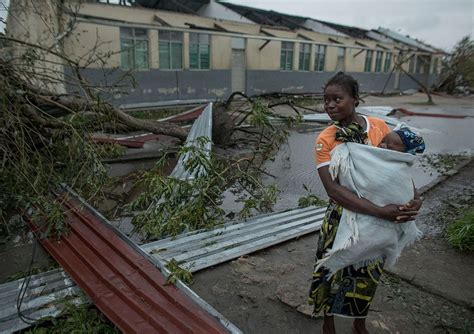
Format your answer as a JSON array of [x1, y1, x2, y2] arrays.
[[437, 36, 474, 94], [0, 0, 303, 240]]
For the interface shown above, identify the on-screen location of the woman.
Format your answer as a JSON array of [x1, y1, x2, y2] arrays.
[[308, 72, 422, 334]]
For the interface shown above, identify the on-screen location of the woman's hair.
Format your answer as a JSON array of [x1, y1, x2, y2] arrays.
[[325, 72, 360, 106]]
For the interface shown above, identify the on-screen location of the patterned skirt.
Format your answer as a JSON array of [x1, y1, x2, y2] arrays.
[[308, 201, 384, 318]]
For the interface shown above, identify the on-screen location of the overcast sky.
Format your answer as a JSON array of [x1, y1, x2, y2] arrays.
[[0, 0, 472, 51], [225, 0, 473, 51]]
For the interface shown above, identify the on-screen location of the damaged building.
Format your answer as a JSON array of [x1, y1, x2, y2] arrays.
[[5, 0, 446, 105]]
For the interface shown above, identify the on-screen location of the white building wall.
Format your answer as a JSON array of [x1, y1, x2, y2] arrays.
[[197, 0, 255, 24]]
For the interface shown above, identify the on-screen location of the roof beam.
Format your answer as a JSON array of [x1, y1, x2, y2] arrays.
[[259, 39, 271, 50], [328, 37, 344, 45], [153, 14, 171, 27]]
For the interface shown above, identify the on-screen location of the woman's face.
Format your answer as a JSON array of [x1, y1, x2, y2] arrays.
[[323, 84, 357, 122]]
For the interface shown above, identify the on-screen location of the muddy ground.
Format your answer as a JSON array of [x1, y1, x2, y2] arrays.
[[191, 160, 474, 334]]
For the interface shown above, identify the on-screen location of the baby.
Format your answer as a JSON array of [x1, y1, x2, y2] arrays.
[[379, 127, 425, 154]]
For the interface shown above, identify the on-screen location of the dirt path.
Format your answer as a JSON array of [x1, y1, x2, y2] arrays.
[[191, 160, 474, 334]]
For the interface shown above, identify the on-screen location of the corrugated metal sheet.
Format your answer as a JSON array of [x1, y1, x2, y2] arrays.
[[26, 188, 237, 334], [170, 102, 213, 180], [376, 28, 438, 53], [143, 206, 326, 272], [0, 205, 324, 332], [0, 269, 86, 334]]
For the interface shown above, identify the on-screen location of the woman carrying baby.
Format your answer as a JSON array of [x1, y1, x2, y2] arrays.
[[308, 72, 424, 334]]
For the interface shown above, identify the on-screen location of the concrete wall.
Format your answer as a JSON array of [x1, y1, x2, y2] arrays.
[[6, 0, 66, 93], [64, 21, 121, 67], [67, 68, 231, 104], [245, 70, 436, 96]]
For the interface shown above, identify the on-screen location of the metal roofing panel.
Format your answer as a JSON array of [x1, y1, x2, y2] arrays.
[[0, 205, 324, 332], [28, 188, 235, 334], [135, 0, 210, 14], [169, 102, 213, 180], [144, 206, 326, 272], [376, 28, 437, 53]]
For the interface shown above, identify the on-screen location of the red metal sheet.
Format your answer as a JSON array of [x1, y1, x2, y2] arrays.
[[30, 194, 229, 334], [167, 106, 205, 122], [92, 137, 145, 148]]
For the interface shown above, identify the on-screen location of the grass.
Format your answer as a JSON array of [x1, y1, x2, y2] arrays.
[[419, 153, 468, 175], [6, 263, 59, 282], [446, 206, 474, 251], [22, 303, 119, 333]]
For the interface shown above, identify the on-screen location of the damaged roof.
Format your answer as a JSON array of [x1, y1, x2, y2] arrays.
[[134, 0, 210, 14], [312, 20, 374, 40], [218, 2, 310, 31]]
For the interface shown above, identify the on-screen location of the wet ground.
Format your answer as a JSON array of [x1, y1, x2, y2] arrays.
[[257, 94, 474, 212], [1, 94, 473, 332], [192, 160, 474, 334]]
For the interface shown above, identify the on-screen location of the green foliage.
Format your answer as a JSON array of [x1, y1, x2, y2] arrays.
[[129, 140, 226, 238], [93, 143, 127, 159], [6, 263, 59, 282], [0, 58, 110, 239], [440, 36, 474, 93], [130, 100, 295, 240], [298, 184, 328, 208], [24, 303, 119, 333], [447, 206, 474, 251], [165, 258, 194, 285]]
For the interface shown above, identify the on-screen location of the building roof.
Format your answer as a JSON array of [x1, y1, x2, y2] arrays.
[[135, 0, 210, 14], [312, 20, 374, 40], [376, 27, 442, 53], [218, 2, 310, 31]]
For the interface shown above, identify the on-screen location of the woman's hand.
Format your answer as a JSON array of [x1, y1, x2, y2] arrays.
[[377, 204, 418, 223]]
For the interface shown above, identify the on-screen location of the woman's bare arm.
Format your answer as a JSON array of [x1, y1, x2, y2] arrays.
[[318, 166, 418, 222]]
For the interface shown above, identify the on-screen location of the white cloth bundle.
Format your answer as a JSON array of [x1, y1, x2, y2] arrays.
[[316, 142, 422, 275]]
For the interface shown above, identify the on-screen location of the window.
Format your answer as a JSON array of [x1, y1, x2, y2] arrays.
[[431, 57, 439, 74], [314, 45, 326, 71], [374, 51, 383, 72], [120, 27, 148, 70], [415, 55, 422, 73], [189, 33, 210, 70], [364, 50, 373, 72], [409, 55, 416, 73], [384, 52, 392, 72], [159, 30, 183, 70], [280, 41, 294, 70], [336, 47, 345, 71], [298, 43, 311, 71]]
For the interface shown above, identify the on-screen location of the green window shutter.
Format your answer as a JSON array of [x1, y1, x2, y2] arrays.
[[135, 40, 148, 70], [120, 39, 133, 70], [287, 51, 293, 70], [171, 42, 182, 69], [159, 41, 170, 69], [199, 44, 210, 69], [189, 43, 199, 69]]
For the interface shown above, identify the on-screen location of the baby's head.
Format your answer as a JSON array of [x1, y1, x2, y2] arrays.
[[379, 128, 425, 154]]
